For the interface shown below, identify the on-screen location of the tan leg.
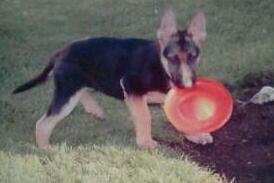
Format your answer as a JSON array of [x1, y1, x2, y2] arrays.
[[125, 95, 158, 149], [80, 90, 105, 120], [146, 91, 166, 104], [120, 79, 157, 149], [184, 133, 213, 145], [36, 90, 83, 149]]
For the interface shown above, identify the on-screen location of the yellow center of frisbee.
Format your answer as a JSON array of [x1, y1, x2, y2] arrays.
[[195, 98, 216, 121]]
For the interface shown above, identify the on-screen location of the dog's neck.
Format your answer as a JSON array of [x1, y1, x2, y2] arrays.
[[151, 40, 173, 90]]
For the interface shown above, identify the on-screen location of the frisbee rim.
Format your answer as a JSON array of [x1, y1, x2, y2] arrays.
[[163, 77, 233, 134]]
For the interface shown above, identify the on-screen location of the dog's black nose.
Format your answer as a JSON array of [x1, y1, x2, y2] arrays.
[[174, 78, 197, 89], [173, 80, 185, 89]]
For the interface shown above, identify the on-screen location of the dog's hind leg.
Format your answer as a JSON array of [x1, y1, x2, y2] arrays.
[[36, 74, 84, 149], [36, 90, 83, 148], [79, 90, 105, 120]]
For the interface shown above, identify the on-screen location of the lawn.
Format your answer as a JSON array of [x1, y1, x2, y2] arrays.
[[1, 0, 273, 182]]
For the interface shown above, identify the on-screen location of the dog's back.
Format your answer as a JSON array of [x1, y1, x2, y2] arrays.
[[13, 37, 168, 98], [52, 37, 169, 99]]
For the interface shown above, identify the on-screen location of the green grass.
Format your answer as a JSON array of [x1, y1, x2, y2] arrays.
[[1, 0, 274, 182]]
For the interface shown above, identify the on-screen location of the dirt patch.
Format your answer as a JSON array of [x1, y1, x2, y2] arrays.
[[158, 72, 274, 183]]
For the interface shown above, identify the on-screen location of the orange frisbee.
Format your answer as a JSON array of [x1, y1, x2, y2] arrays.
[[163, 78, 233, 134]]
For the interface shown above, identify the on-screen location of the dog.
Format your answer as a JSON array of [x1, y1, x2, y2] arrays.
[[13, 10, 213, 149]]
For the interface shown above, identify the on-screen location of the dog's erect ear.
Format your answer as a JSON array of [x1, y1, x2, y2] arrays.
[[187, 11, 206, 47], [157, 9, 177, 46]]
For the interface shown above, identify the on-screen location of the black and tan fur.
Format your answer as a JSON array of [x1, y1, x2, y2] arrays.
[[13, 10, 213, 149]]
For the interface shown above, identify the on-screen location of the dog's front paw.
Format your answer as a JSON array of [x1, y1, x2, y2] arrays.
[[137, 139, 158, 149], [185, 133, 213, 145]]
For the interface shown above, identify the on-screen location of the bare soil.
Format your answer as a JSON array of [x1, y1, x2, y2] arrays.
[[158, 72, 274, 183]]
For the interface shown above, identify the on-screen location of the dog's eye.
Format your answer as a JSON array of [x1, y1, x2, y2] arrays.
[[164, 42, 180, 60], [190, 51, 198, 58], [187, 51, 198, 64]]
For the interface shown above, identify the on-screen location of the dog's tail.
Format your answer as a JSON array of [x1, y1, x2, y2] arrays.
[[13, 61, 54, 94], [12, 52, 61, 94]]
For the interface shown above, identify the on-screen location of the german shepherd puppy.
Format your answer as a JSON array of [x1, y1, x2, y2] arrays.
[[13, 10, 213, 149]]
